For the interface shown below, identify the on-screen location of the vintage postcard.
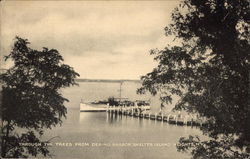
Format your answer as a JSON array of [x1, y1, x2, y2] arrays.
[[1, 0, 249, 159]]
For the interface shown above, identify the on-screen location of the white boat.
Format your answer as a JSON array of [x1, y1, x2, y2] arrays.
[[80, 102, 107, 112], [80, 82, 151, 112]]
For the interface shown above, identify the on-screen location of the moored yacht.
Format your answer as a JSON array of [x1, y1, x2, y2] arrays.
[[80, 102, 107, 112]]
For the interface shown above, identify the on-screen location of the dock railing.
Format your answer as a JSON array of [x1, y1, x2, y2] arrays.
[[107, 105, 206, 127]]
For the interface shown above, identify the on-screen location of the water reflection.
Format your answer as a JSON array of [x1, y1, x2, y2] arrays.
[[79, 112, 107, 123], [107, 112, 122, 124], [79, 112, 125, 124], [79, 111, 199, 134], [50, 110, 204, 159]]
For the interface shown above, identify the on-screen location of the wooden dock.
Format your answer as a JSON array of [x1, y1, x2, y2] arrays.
[[106, 106, 206, 127]]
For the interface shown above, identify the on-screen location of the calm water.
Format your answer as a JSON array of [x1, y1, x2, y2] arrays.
[[43, 82, 202, 159]]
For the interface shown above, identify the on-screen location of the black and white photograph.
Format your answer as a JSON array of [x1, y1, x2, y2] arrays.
[[0, 0, 250, 158]]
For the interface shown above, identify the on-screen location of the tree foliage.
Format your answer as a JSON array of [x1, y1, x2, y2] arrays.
[[138, 0, 250, 158], [1, 37, 79, 158]]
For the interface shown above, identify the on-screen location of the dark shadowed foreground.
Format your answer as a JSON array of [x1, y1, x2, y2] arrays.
[[138, 0, 250, 158], [0, 37, 79, 158]]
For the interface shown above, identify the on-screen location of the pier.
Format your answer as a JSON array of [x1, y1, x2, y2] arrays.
[[106, 106, 206, 127]]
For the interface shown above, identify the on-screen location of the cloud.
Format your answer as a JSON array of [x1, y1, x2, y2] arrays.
[[0, 0, 180, 79]]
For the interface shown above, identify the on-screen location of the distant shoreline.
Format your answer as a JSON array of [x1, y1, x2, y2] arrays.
[[75, 79, 141, 83]]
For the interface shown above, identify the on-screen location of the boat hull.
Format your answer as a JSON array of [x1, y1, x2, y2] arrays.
[[80, 110, 106, 112], [80, 103, 151, 112], [80, 103, 107, 112]]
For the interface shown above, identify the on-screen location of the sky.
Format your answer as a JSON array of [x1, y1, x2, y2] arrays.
[[0, 0, 180, 80]]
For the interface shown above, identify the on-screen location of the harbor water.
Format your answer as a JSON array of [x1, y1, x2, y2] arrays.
[[43, 81, 203, 159]]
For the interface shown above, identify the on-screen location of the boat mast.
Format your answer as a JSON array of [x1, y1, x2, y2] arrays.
[[118, 81, 123, 102]]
